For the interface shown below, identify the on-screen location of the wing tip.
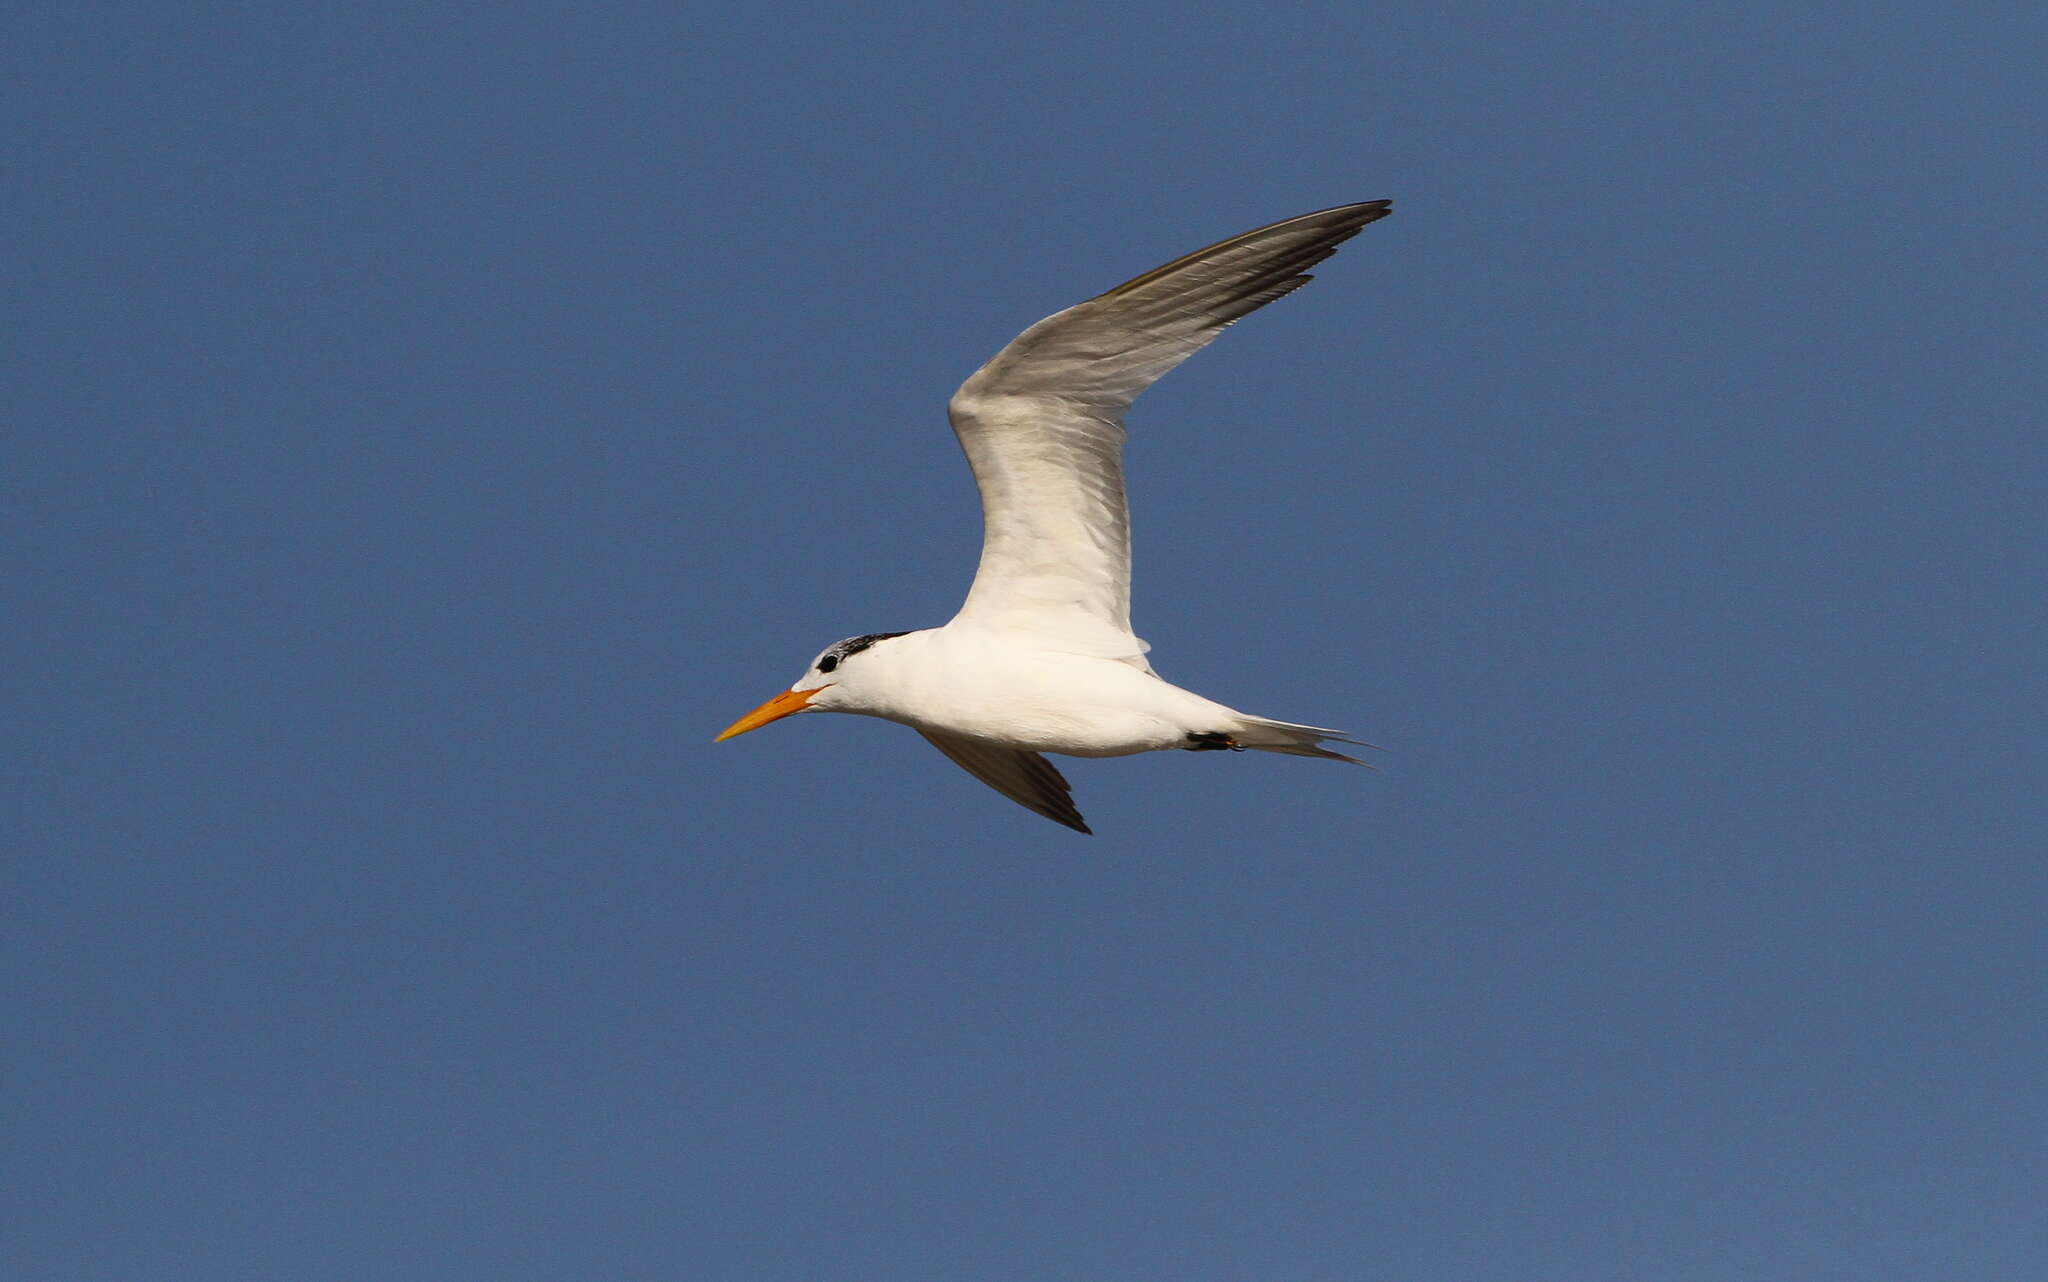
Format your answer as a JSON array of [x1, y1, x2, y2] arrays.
[[1097, 199, 1394, 305], [1342, 198, 1395, 217], [1284, 199, 1395, 232], [917, 729, 1096, 834]]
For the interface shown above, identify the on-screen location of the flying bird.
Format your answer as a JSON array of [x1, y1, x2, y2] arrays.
[[718, 201, 1392, 833]]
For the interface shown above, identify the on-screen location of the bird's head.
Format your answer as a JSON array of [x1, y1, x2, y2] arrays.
[[714, 631, 911, 741]]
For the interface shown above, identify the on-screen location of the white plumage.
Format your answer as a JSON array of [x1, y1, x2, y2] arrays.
[[718, 202, 1392, 833]]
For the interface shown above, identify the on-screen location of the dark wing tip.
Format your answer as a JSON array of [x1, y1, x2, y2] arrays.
[[1323, 198, 1394, 222], [917, 731, 1095, 835], [1026, 754, 1092, 834], [1097, 200, 1394, 305]]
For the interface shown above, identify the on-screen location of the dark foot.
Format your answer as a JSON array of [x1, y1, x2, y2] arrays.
[[1185, 731, 1244, 752]]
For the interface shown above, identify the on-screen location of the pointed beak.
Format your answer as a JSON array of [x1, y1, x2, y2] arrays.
[[714, 686, 822, 742]]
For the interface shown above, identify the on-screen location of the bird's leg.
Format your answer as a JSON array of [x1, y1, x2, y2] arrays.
[[1184, 731, 1244, 752]]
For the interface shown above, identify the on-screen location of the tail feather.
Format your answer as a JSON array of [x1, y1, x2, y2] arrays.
[[1231, 715, 1380, 766]]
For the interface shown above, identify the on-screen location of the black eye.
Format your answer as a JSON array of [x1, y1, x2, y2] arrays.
[[817, 654, 839, 673]]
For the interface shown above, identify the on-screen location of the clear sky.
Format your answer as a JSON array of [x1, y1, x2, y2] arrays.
[[10, 3, 2046, 1279]]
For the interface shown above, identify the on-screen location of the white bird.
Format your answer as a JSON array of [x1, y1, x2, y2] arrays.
[[718, 201, 1392, 833]]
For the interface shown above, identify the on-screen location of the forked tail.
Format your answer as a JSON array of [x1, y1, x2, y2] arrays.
[[1231, 715, 1379, 765]]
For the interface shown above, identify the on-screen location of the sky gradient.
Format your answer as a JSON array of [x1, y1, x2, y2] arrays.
[[10, 3, 2047, 1279]]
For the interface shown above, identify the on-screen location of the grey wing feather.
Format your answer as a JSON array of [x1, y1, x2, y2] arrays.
[[946, 201, 1392, 656], [916, 729, 1092, 834], [955, 201, 1393, 413]]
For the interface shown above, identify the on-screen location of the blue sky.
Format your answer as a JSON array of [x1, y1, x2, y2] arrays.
[[9, 3, 2046, 1279]]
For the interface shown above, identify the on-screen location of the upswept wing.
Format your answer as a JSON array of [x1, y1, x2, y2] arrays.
[[944, 201, 1392, 659], [916, 729, 1091, 834]]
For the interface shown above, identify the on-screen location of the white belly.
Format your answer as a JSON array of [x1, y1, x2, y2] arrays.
[[878, 637, 1236, 757]]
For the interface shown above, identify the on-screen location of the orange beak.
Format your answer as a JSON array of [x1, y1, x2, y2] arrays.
[[714, 686, 822, 742]]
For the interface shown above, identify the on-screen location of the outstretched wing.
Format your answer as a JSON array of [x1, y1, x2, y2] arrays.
[[916, 729, 1091, 834], [944, 201, 1392, 660]]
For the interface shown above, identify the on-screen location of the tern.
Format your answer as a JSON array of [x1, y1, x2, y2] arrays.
[[718, 201, 1392, 833]]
